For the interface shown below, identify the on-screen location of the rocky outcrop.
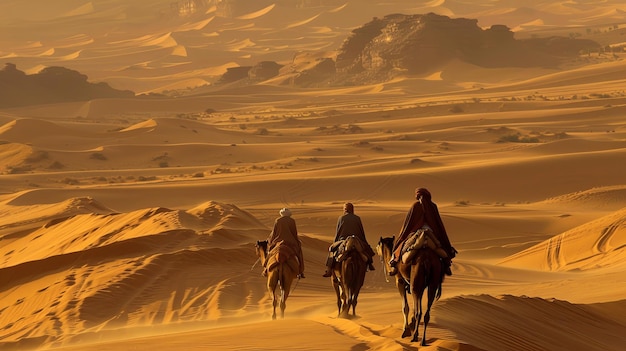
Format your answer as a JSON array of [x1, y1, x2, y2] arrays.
[[329, 13, 600, 85], [0, 63, 135, 108], [248, 61, 284, 81], [216, 61, 284, 85], [217, 66, 252, 84], [213, 12, 601, 88]]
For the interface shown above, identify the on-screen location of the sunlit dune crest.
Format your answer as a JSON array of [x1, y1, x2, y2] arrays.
[[119, 118, 158, 132], [576, 7, 626, 23], [0, 118, 82, 141], [311, 26, 334, 33], [140, 32, 178, 48], [40, 48, 55, 56], [235, 4, 276, 20], [500, 207, 626, 272], [57, 50, 82, 60], [328, 3, 348, 13], [0, 143, 34, 168], [424, 0, 446, 8], [286, 13, 322, 29], [205, 5, 216, 15], [23, 64, 48, 75], [175, 16, 215, 32], [224, 38, 256, 52], [423, 70, 443, 81], [54, 34, 95, 49], [540, 186, 626, 210], [108, 33, 177, 48], [63, 2, 95, 18], [512, 18, 546, 31], [171, 45, 188, 57], [15, 41, 44, 49]]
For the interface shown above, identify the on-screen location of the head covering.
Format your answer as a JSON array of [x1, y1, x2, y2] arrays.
[[416, 188, 432, 202], [343, 202, 354, 214], [279, 208, 292, 217]]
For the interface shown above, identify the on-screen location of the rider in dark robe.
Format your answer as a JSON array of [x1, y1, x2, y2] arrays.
[[322, 202, 376, 277], [389, 188, 455, 276], [265, 208, 305, 278]]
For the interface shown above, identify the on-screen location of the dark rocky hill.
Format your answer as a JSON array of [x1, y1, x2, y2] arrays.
[[330, 13, 600, 85], [215, 12, 601, 88], [0, 63, 135, 108]]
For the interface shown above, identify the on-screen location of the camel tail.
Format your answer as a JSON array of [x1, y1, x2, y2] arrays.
[[435, 271, 444, 300]]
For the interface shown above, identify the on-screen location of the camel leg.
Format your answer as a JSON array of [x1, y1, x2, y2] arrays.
[[421, 284, 437, 346], [268, 271, 279, 320], [280, 287, 286, 319], [397, 279, 412, 338], [339, 287, 349, 318], [280, 265, 295, 319], [411, 289, 423, 343], [271, 292, 277, 320], [332, 277, 342, 317], [350, 280, 364, 317]]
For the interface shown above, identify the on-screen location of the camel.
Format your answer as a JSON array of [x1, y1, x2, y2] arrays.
[[330, 235, 368, 318], [255, 240, 299, 320], [376, 236, 444, 345]]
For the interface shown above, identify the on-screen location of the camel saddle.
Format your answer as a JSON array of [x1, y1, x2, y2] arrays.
[[265, 240, 299, 272], [400, 228, 447, 264], [330, 236, 368, 263]]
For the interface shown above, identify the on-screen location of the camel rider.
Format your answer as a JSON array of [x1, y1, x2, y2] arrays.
[[389, 188, 455, 276], [323, 202, 376, 277], [264, 208, 305, 278]]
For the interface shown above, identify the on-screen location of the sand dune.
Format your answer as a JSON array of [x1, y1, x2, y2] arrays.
[[436, 295, 626, 351], [500, 207, 626, 271], [2, 1, 626, 351], [235, 4, 276, 20]]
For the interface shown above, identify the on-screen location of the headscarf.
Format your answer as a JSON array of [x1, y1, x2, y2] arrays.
[[416, 188, 431, 202], [279, 208, 292, 217]]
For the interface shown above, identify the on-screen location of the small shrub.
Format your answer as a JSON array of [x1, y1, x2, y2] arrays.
[[25, 151, 49, 163], [449, 105, 464, 113], [47, 161, 65, 169], [61, 178, 79, 185], [90, 152, 107, 160]]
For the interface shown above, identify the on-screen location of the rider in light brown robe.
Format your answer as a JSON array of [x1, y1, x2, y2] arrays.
[[265, 208, 305, 278], [389, 188, 455, 276]]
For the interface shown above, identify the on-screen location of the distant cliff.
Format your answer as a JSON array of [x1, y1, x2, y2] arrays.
[[329, 12, 601, 85], [0, 63, 135, 108], [216, 12, 601, 88]]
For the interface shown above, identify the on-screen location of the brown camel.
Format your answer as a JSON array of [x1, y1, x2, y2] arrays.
[[255, 240, 299, 320], [377, 236, 444, 345], [330, 235, 368, 318]]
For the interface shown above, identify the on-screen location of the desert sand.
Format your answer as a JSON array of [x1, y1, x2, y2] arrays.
[[1, 1, 626, 350]]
